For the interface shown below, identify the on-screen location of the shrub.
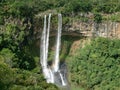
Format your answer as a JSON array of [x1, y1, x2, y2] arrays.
[[68, 38, 120, 89], [0, 62, 14, 90]]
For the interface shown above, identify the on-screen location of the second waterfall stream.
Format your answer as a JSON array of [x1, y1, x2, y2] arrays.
[[40, 14, 67, 86]]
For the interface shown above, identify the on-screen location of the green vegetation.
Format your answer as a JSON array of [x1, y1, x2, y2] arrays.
[[0, 48, 58, 90], [67, 38, 120, 90], [0, 0, 120, 90], [0, 0, 59, 89]]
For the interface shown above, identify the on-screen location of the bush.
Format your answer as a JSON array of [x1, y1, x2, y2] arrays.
[[64, 0, 92, 14], [0, 62, 14, 90], [94, 13, 102, 23], [0, 48, 15, 67], [68, 38, 120, 89], [11, 69, 58, 90]]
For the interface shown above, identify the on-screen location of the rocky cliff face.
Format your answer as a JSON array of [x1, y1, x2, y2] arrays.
[[33, 15, 120, 40], [31, 15, 120, 61], [65, 20, 120, 38]]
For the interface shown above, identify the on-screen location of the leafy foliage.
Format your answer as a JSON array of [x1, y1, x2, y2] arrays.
[[0, 62, 14, 90], [94, 13, 102, 23], [67, 38, 120, 90], [0, 0, 59, 89], [0, 0, 120, 90]]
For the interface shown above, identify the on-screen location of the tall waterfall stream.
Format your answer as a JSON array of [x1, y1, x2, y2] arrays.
[[40, 14, 67, 86]]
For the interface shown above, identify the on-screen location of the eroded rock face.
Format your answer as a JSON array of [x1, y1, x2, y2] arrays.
[[33, 16, 120, 39], [116, 23, 120, 38], [33, 18, 120, 57], [69, 38, 91, 55], [65, 21, 120, 38]]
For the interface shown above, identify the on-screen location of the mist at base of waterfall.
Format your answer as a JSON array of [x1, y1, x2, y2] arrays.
[[45, 61, 68, 86], [53, 63, 68, 87]]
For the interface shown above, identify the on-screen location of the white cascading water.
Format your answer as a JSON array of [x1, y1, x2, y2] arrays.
[[46, 14, 51, 61], [43, 15, 47, 68], [53, 14, 66, 86], [59, 70, 66, 86], [53, 14, 62, 72], [40, 15, 49, 81], [40, 13, 67, 86], [40, 15, 46, 67], [46, 14, 54, 83]]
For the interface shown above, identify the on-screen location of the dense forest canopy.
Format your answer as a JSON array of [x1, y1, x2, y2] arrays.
[[67, 38, 120, 90], [0, 0, 120, 90]]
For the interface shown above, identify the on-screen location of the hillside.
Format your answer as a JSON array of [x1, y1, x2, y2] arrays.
[[0, 0, 120, 90]]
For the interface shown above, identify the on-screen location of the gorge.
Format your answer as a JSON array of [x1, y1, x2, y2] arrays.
[[0, 0, 120, 90]]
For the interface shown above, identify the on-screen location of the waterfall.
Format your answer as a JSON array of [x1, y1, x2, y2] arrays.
[[46, 14, 54, 83], [53, 14, 62, 72], [40, 13, 67, 86], [40, 15, 49, 81], [53, 14, 67, 86], [40, 15, 47, 68], [59, 71, 66, 86], [46, 14, 51, 61]]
